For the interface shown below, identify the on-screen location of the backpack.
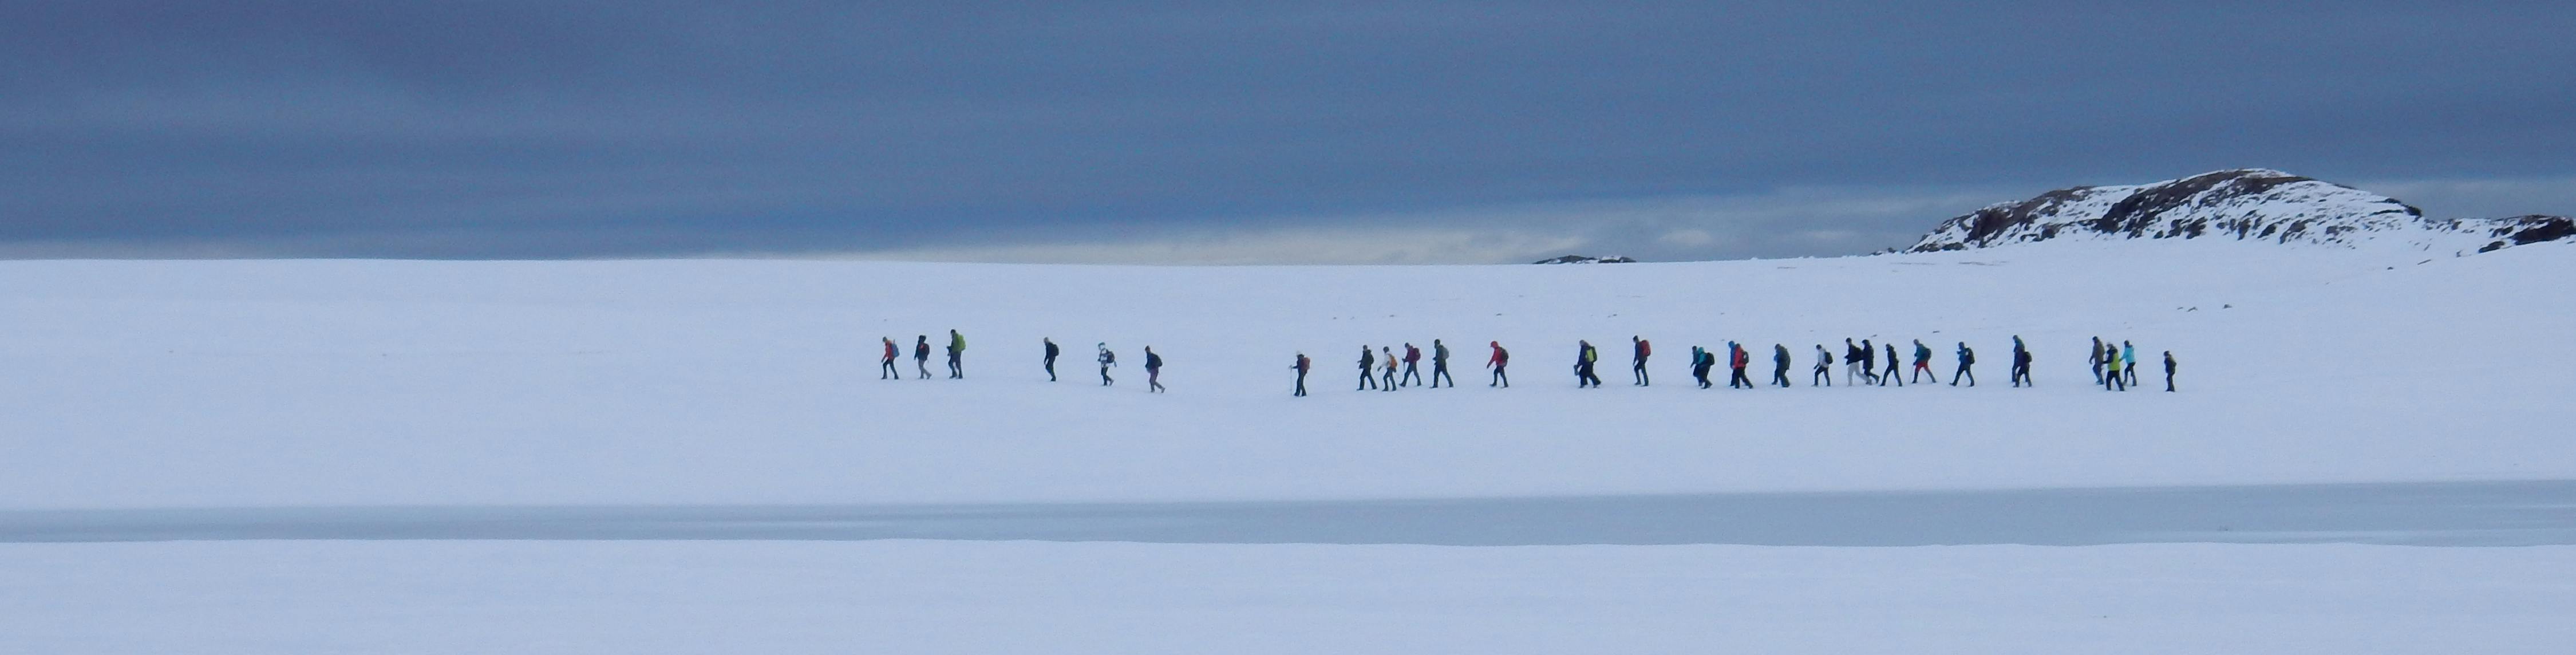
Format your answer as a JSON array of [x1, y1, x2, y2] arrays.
[[1405, 345, 1420, 362], [1496, 348, 1510, 364], [1146, 352, 1162, 369], [1639, 341, 1652, 357]]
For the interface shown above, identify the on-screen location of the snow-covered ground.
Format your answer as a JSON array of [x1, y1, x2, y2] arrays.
[[2, 239, 2570, 507], [3, 239, 2570, 652], [6, 540, 2571, 654]]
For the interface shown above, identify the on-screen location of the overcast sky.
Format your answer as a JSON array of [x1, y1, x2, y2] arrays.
[[6, 1, 2573, 263]]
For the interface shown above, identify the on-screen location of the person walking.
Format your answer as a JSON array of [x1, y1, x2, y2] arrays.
[[880, 337, 902, 379], [1381, 346, 1401, 392], [1488, 341, 1511, 388], [2103, 345, 2126, 390], [1812, 345, 1833, 386], [1576, 341, 1603, 388], [1771, 344, 1792, 388], [2010, 344, 2033, 387], [2121, 341, 2139, 387], [914, 335, 933, 380], [1951, 342, 1976, 386], [1631, 336, 1653, 386], [1860, 339, 1879, 385], [2089, 337, 2107, 385], [1429, 340, 1454, 388], [1882, 341, 1902, 386], [1401, 343, 1423, 387], [1042, 338, 1060, 382], [2163, 350, 2178, 392], [1096, 342, 1117, 386], [1730, 342, 1755, 389], [1144, 346, 1165, 393], [1357, 346, 1378, 390], [1911, 340, 1933, 384], [946, 329, 966, 379], [1690, 346, 1714, 389], [1291, 352, 1311, 396], [1843, 338, 1862, 386]]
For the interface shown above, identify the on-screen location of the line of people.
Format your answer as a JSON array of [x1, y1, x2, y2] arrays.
[[2087, 337, 2175, 392], [881, 332, 1173, 393], [1302, 337, 2176, 395], [1342, 340, 1464, 393], [879, 330, 970, 380], [876, 330, 2175, 396]]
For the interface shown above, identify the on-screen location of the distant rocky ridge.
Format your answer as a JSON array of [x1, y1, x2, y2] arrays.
[[1534, 255, 1637, 265], [1906, 169, 2573, 255]]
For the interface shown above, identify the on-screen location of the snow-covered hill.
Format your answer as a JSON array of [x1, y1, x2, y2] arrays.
[[1907, 168, 2574, 255]]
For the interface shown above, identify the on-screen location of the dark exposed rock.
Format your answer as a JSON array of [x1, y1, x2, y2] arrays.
[[1534, 255, 1637, 265]]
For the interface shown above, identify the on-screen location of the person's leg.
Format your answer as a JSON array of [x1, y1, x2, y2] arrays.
[[2166, 370, 2175, 392], [1499, 366, 1510, 387]]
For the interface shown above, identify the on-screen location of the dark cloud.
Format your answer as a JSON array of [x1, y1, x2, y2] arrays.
[[4, 1, 2572, 261]]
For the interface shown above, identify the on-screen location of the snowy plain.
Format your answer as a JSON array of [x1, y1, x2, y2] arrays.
[[3, 238, 2571, 652], [2, 239, 2570, 508], [6, 540, 2573, 654]]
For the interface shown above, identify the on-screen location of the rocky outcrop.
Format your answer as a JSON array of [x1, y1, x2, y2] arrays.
[[1534, 255, 1637, 265]]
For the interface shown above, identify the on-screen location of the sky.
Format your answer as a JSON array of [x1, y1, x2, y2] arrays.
[[5, 1, 2573, 263]]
